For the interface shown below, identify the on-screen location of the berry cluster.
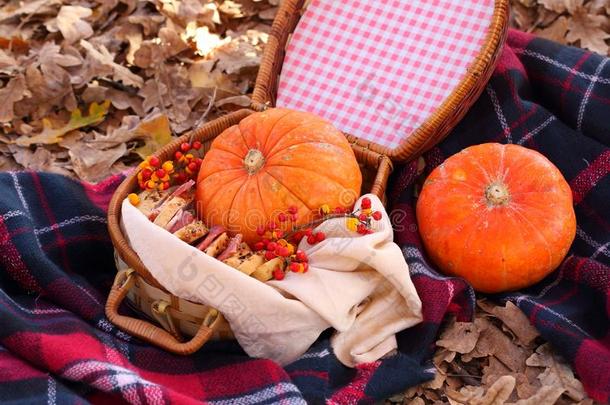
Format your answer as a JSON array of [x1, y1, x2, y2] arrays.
[[252, 206, 314, 280], [137, 141, 204, 190], [345, 197, 382, 234], [252, 200, 383, 280]]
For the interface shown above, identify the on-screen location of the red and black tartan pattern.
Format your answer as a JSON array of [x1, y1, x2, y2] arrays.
[[392, 30, 610, 403], [0, 30, 608, 404]]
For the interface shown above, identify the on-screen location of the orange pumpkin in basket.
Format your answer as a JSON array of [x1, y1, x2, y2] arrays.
[[196, 108, 362, 244], [416, 143, 576, 293]]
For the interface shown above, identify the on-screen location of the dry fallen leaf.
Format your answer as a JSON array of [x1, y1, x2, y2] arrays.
[[80, 39, 144, 88], [526, 343, 586, 402], [566, 3, 610, 55], [45, 6, 94, 44], [535, 16, 569, 43], [538, 0, 568, 13], [506, 385, 565, 405], [0, 74, 27, 122], [0, 0, 61, 22], [464, 318, 528, 373], [8, 145, 71, 176], [69, 142, 127, 182], [15, 101, 110, 146], [491, 302, 540, 347], [436, 321, 481, 354], [133, 113, 173, 159], [474, 375, 516, 405]]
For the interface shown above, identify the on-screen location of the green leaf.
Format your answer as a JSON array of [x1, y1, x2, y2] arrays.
[[15, 100, 111, 146]]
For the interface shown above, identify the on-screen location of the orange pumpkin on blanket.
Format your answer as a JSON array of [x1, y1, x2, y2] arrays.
[[416, 143, 576, 293]]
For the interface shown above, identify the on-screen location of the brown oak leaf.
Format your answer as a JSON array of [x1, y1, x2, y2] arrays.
[[0, 74, 27, 123], [80, 39, 144, 88], [566, 0, 610, 54], [526, 343, 585, 401], [491, 302, 540, 347], [45, 6, 93, 44], [436, 320, 481, 354]]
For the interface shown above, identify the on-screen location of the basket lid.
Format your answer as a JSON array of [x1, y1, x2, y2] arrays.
[[274, 0, 507, 162]]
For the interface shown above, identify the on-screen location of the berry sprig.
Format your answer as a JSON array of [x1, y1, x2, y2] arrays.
[[136, 141, 204, 190], [254, 199, 383, 280], [251, 206, 315, 280], [345, 197, 382, 235]]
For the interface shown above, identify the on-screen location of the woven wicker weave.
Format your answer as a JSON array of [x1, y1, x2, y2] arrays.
[[106, 0, 509, 354]]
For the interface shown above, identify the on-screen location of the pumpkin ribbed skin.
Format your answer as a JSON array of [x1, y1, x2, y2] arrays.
[[416, 143, 576, 293], [196, 108, 362, 244]]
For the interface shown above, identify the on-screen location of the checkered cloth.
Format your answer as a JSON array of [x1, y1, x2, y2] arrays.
[[277, 0, 494, 149], [0, 30, 608, 404]]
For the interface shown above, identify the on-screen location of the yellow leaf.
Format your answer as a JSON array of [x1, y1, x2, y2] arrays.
[[134, 114, 173, 160], [16, 101, 110, 146]]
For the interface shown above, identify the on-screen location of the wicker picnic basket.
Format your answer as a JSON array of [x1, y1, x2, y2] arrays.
[[106, 0, 509, 355]]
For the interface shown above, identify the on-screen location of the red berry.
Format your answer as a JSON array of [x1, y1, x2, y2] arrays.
[[334, 207, 345, 214], [188, 162, 197, 172], [315, 232, 326, 242], [148, 156, 160, 167], [288, 206, 298, 214], [141, 168, 152, 180], [254, 242, 265, 251], [358, 213, 368, 221], [372, 211, 382, 221], [266, 242, 277, 252], [357, 224, 367, 234], [302, 262, 309, 273], [278, 213, 287, 222], [278, 246, 290, 257], [195, 158, 203, 166], [256, 226, 265, 236], [289, 262, 300, 272], [273, 267, 285, 280], [176, 172, 187, 183], [295, 250, 307, 262], [180, 142, 190, 152], [267, 221, 277, 231], [265, 250, 277, 260], [292, 231, 303, 242], [361, 197, 372, 209], [192, 141, 202, 150], [155, 169, 166, 178], [305, 228, 313, 236], [307, 235, 317, 245], [291, 214, 298, 221], [175, 151, 183, 160]]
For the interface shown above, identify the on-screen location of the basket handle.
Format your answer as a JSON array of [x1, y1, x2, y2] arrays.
[[105, 269, 213, 355]]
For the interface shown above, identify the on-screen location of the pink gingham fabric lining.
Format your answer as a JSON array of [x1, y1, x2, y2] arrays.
[[276, 0, 495, 150]]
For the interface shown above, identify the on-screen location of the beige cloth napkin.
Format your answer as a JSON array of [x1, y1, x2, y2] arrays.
[[121, 194, 422, 366]]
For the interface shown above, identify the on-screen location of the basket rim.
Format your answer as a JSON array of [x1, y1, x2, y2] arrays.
[[251, 0, 510, 162]]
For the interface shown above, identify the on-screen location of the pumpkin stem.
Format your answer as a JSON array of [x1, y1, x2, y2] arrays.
[[485, 182, 510, 206], [244, 149, 265, 174]]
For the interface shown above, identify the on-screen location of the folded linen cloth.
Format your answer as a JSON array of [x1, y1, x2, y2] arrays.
[[121, 194, 422, 366]]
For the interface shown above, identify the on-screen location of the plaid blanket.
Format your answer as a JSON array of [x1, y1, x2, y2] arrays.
[[0, 30, 608, 404]]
